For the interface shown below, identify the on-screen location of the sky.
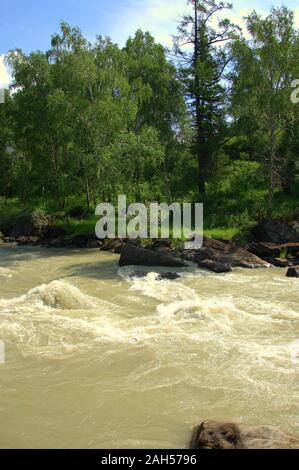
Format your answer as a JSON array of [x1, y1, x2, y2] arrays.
[[1, 0, 299, 87]]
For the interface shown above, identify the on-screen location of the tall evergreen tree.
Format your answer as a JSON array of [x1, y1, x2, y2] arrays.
[[174, 0, 240, 198]]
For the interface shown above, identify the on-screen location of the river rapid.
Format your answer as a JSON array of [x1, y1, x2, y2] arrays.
[[0, 245, 298, 448]]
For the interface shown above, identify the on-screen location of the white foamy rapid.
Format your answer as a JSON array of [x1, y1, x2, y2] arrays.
[[0, 246, 298, 448]]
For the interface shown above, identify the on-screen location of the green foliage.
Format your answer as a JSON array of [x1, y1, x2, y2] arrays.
[[0, 4, 298, 242]]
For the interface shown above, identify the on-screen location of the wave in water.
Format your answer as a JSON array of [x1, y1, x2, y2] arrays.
[[0, 274, 298, 377]]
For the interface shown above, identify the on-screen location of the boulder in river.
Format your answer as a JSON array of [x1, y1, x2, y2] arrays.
[[119, 243, 187, 268], [286, 267, 299, 278], [190, 420, 299, 449], [198, 259, 232, 273]]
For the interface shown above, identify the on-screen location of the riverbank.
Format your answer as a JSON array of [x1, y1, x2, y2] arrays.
[[1, 211, 299, 274]]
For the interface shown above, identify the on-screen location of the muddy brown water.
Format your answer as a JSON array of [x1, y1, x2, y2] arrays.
[[0, 245, 298, 448]]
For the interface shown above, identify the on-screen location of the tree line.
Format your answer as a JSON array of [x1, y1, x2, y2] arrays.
[[0, 1, 298, 226]]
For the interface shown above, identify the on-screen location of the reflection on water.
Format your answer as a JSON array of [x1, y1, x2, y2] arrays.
[[0, 245, 298, 448]]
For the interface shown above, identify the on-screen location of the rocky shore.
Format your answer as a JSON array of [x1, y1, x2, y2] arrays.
[[1, 215, 299, 275]]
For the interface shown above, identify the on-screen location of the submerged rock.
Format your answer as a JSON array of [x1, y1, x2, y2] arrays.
[[128, 271, 148, 279], [286, 267, 299, 278], [198, 259, 232, 273], [119, 243, 187, 268], [156, 272, 180, 281], [128, 271, 180, 280], [190, 420, 299, 449]]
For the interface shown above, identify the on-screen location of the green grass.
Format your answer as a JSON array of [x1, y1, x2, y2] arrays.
[[1, 187, 298, 244], [55, 217, 98, 237], [204, 227, 241, 241]]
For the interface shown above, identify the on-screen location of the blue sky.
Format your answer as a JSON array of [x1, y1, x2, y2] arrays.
[[1, 0, 299, 86]]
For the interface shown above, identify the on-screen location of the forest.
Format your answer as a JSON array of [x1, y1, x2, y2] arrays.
[[0, 0, 299, 241]]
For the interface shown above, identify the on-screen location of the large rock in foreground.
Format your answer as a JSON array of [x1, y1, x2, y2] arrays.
[[119, 243, 187, 267], [190, 420, 299, 449]]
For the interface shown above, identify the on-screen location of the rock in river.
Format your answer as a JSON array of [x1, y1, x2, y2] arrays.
[[198, 259, 232, 273], [286, 267, 299, 278], [190, 420, 299, 449], [156, 272, 180, 281], [119, 243, 187, 268]]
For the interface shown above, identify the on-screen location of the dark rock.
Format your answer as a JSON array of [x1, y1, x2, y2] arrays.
[[0, 231, 5, 243], [128, 271, 180, 281], [272, 258, 289, 268], [156, 272, 180, 281], [190, 420, 299, 449], [86, 238, 101, 248], [119, 243, 187, 268], [8, 211, 52, 238], [248, 242, 281, 259], [8, 214, 34, 238], [198, 259, 232, 273], [178, 250, 200, 264], [146, 239, 172, 251], [39, 226, 67, 245], [128, 271, 148, 279], [67, 233, 99, 248], [252, 218, 299, 244], [279, 242, 299, 256], [48, 236, 70, 248], [100, 238, 124, 253], [70, 234, 89, 248], [286, 267, 299, 278], [16, 236, 39, 245], [196, 237, 269, 269]]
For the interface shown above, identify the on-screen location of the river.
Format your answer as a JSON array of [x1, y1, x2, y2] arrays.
[[0, 245, 298, 448]]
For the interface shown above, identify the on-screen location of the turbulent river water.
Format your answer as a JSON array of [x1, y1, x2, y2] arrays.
[[0, 245, 298, 448]]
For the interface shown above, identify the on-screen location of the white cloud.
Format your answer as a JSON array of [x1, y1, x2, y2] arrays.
[[109, 0, 189, 47], [0, 55, 11, 89], [109, 0, 299, 48]]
